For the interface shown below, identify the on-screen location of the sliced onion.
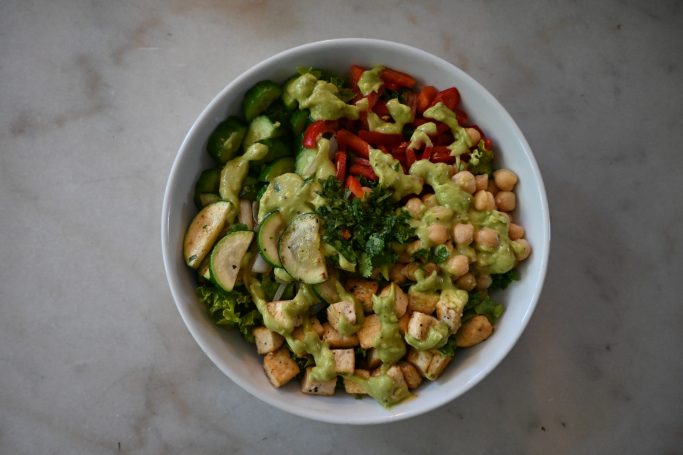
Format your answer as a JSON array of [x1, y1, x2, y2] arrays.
[[251, 253, 271, 274], [272, 283, 287, 301], [239, 200, 254, 230], [328, 136, 338, 159]]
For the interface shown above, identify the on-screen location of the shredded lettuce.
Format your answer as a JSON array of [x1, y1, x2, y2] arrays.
[[197, 285, 261, 343]]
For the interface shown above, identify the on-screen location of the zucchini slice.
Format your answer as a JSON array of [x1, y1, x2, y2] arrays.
[[183, 201, 231, 268], [258, 157, 295, 182], [257, 211, 285, 267], [242, 80, 283, 122], [312, 275, 341, 304], [278, 213, 328, 284], [209, 230, 254, 292]]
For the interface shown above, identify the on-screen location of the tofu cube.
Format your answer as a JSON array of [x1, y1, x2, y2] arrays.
[[332, 349, 355, 374], [406, 348, 434, 377], [253, 326, 284, 355], [301, 367, 337, 396], [343, 369, 370, 394], [327, 300, 358, 333], [371, 364, 408, 390], [435, 289, 467, 333], [263, 347, 300, 388], [266, 300, 302, 330], [398, 312, 411, 335], [345, 278, 378, 313], [292, 317, 324, 342], [379, 283, 408, 317], [407, 311, 439, 341], [427, 351, 453, 380], [322, 323, 359, 348], [357, 314, 381, 349], [399, 361, 423, 389], [408, 291, 439, 314]]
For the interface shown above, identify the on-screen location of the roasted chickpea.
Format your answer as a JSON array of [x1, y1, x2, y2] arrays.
[[456, 272, 477, 291], [493, 168, 518, 191], [486, 179, 499, 196], [473, 190, 496, 211], [475, 174, 488, 191], [443, 254, 469, 278], [422, 193, 438, 208], [465, 127, 481, 145], [427, 224, 449, 245], [512, 239, 532, 261], [452, 170, 476, 194], [405, 197, 425, 218], [476, 274, 492, 290], [456, 315, 493, 347], [495, 191, 516, 212], [453, 223, 474, 245], [508, 223, 525, 240], [475, 227, 500, 249]]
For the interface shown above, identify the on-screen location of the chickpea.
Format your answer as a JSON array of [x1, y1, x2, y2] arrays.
[[475, 227, 500, 249], [443, 254, 469, 278], [390, 263, 407, 284], [476, 274, 492, 290], [423, 262, 439, 276], [456, 272, 477, 291], [487, 179, 499, 196], [493, 168, 518, 191], [495, 191, 516, 212], [427, 224, 449, 245], [405, 197, 425, 218], [455, 315, 493, 347], [406, 239, 423, 256], [422, 193, 438, 208], [512, 239, 532, 261], [508, 223, 525, 241], [452, 170, 476, 194], [453, 223, 474, 245], [473, 190, 496, 211], [475, 174, 488, 191], [465, 127, 481, 145]]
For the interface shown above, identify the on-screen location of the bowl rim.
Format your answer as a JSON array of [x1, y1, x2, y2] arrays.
[[161, 38, 550, 424]]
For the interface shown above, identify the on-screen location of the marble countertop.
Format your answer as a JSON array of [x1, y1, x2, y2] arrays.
[[1, 0, 681, 453]]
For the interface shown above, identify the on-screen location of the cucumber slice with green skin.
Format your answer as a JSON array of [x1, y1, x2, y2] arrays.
[[257, 138, 291, 163], [257, 211, 285, 267], [278, 213, 328, 284], [289, 109, 310, 136], [194, 168, 221, 208], [206, 116, 246, 163], [243, 116, 284, 149], [242, 80, 283, 122], [183, 201, 231, 268], [258, 157, 295, 182], [197, 193, 221, 207], [209, 230, 254, 292], [312, 275, 341, 304]]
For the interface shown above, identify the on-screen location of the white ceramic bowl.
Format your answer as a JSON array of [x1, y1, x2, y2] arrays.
[[161, 38, 550, 424]]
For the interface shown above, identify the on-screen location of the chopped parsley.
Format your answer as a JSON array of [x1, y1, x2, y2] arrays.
[[489, 269, 521, 291], [464, 290, 505, 323]]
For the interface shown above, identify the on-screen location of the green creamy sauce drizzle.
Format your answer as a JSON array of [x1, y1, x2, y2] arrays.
[[423, 102, 475, 158], [285, 73, 358, 121], [344, 368, 413, 408], [357, 98, 413, 134], [371, 285, 406, 365], [357, 65, 384, 96], [468, 210, 516, 274], [257, 173, 314, 223], [405, 320, 449, 350], [408, 122, 436, 150], [410, 159, 471, 216], [219, 142, 269, 222], [295, 137, 336, 180], [369, 148, 423, 200]]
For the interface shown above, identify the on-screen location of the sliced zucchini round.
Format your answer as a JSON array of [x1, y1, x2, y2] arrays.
[[278, 213, 328, 284], [312, 276, 341, 304], [183, 201, 231, 268], [209, 230, 254, 292], [257, 211, 285, 267]]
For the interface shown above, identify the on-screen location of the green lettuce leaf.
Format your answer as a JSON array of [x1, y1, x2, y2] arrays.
[[197, 285, 261, 343]]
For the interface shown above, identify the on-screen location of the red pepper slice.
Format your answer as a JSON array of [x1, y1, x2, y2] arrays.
[[422, 146, 433, 161], [345, 175, 365, 199], [402, 91, 418, 119], [383, 80, 401, 92], [455, 108, 468, 125], [351, 65, 365, 89], [349, 163, 378, 181], [373, 100, 390, 117], [430, 146, 455, 164], [358, 130, 404, 147], [431, 87, 461, 111], [484, 138, 493, 150], [352, 156, 371, 167], [417, 86, 438, 113], [406, 147, 417, 168], [303, 120, 337, 149], [336, 129, 370, 158], [366, 92, 379, 109], [381, 67, 416, 89], [335, 151, 347, 182]]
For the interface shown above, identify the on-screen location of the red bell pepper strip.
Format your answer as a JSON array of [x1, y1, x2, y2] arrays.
[[484, 138, 493, 150], [358, 130, 404, 147], [430, 146, 455, 164], [455, 108, 468, 125], [373, 100, 390, 117], [336, 129, 369, 158], [351, 65, 365, 89], [422, 146, 433, 161], [366, 92, 379, 109], [381, 67, 416, 89], [303, 120, 337, 149], [352, 156, 371, 167], [417, 86, 438, 113], [349, 163, 378, 181], [431, 87, 461, 111], [335, 151, 347, 182], [383, 80, 401, 92], [402, 91, 418, 119], [345, 175, 365, 199], [405, 147, 417, 169]]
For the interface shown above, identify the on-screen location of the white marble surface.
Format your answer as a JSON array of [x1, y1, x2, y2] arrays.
[[1, 0, 682, 453]]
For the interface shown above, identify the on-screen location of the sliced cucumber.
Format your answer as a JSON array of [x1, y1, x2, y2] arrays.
[[312, 275, 341, 304], [278, 213, 328, 284], [183, 201, 231, 268], [257, 211, 285, 267], [206, 116, 247, 163], [209, 230, 254, 292], [193, 168, 221, 208], [257, 138, 291, 163], [197, 193, 221, 207], [289, 109, 310, 136], [242, 80, 283, 122], [258, 157, 294, 182], [243, 115, 283, 149]]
